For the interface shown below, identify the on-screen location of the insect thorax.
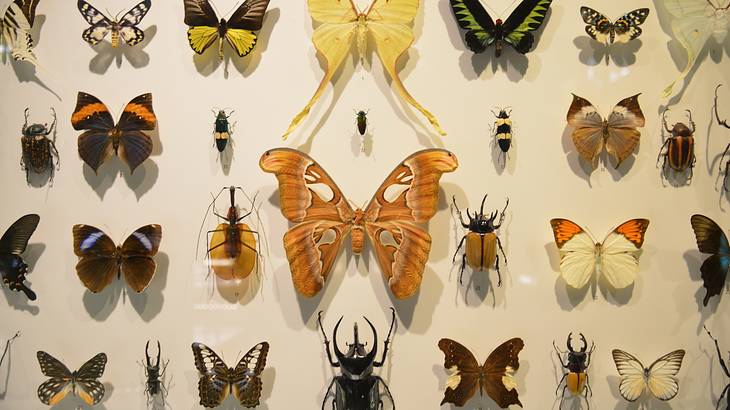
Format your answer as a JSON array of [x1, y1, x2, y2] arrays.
[[713, 10, 728, 43]]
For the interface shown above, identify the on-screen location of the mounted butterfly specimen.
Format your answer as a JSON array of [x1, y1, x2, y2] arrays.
[[662, 0, 730, 98], [657, 109, 696, 181], [36, 351, 107, 406], [690, 215, 729, 306], [0, 214, 40, 300], [715, 84, 730, 192], [0, 0, 40, 67], [191, 341, 269, 408], [450, 0, 553, 57], [71, 92, 157, 173], [579, 7, 649, 45], [550, 218, 649, 292], [282, 0, 445, 139], [72, 224, 162, 293], [77, 0, 151, 48], [438, 337, 524, 408], [612, 349, 685, 402], [704, 326, 730, 410], [260, 148, 458, 299], [183, 0, 271, 61], [566, 94, 645, 169], [198, 186, 259, 280]]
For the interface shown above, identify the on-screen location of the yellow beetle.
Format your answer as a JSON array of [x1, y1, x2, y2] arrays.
[[554, 333, 594, 409], [452, 194, 508, 286]]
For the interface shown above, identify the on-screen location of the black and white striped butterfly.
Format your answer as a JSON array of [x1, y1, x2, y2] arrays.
[[0, 0, 40, 66], [36, 351, 107, 406], [192, 342, 269, 408], [580, 7, 650, 44], [77, 0, 151, 48], [612, 349, 685, 402]]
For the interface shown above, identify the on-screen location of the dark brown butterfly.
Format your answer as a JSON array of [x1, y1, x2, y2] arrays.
[[0, 214, 39, 300], [36, 351, 107, 406], [71, 92, 157, 173], [438, 338, 524, 408], [72, 224, 162, 293], [192, 342, 269, 408]]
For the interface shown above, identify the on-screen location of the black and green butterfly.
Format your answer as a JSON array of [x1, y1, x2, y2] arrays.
[[450, 0, 553, 57]]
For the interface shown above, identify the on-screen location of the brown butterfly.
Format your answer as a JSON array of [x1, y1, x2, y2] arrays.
[[71, 92, 157, 173], [566, 94, 645, 168], [72, 224, 162, 293], [438, 338, 524, 408], [260, 148, 458, 299]]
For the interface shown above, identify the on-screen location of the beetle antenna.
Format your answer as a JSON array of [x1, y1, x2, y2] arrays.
[[196, 187, 227, 257], [384, 307, 396, 344], [479, 193, 488, 215]]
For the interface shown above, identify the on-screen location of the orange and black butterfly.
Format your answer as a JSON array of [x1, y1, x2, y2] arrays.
[[438, 338, 524, 408], [36, 351, 107, 406], [72, 224, 162, 293], [71, 92, 157, 173]]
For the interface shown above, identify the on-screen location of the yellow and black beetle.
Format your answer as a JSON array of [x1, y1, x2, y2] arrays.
[[657, 108, 695, 181], [554, 333, 594, 409], [452, 194, 508, 286]]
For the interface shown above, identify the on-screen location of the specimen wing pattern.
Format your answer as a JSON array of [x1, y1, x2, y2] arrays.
[[37, 351, 106, 406], [481, 338, 524, 408], [72, 224, 118, 293], [1, 0, 39, 66], [690, 214, 730, 306], [612, 349, 684, 402], [580, 7, 649, 44], [120, 224, 162, 293], [231, 342, 269, 407], [184, 0, 269, 57], [612, 349, 647, 401], [604, 94, 645, 168], [550, 218, 596, 289], [225, 0, 270, 57], [449, 0, 495, 53], [0, 214, 39, 255], [438, 338, 480, 406], [77, 0, 112, 45], [502, 0, 553, 53], [566, 94, 606, 166], [599, 219, 649, 289]]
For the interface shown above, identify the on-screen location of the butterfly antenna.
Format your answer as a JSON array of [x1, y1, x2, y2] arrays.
[[196, 187, 227, 258]]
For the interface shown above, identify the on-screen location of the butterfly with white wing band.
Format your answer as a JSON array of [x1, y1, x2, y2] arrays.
[[77, 0, 151, 48]]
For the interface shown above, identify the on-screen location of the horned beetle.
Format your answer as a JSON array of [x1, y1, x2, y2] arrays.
[[141, 340, 168, 405], [554, 332, 594, 409], [20, 108, 59, 185]]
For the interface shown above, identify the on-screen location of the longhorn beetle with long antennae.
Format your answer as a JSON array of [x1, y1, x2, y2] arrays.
[[452, 194, 509, 286], [318, 308, 397, 410]]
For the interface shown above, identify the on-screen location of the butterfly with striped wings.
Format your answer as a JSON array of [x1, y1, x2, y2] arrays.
[[192, 342, 269, 408], [0, 0, 40, 66], [580, 7, 650, 45], [36, 351, 107, 406], [77, 0, 151, 48], [612, 349, 685, 402]]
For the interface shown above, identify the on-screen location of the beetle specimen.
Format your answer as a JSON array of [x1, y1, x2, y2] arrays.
[[715, 84, 730, 192], [657, 108, 696, 181], [705, 326, 730, 410], [492, 107, 513, 164], [0, 332, 20, 368], [0, 214, 40, 300], [141, 340, 168, 405], [20, 108, 59, 185], [554, 333, 594, 409], [198, 186, 259, 280], [452, 194, 509, 286], [212, 108, 234, 152], [318, 308, 396, 410], [355, 110, 369, 136]]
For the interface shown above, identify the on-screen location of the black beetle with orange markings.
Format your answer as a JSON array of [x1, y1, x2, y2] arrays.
[[657, 108, 696, 180]]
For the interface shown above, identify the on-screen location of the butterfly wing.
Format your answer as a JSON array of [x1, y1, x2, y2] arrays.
[[550, 218, 597, 289], [232, 342, 269, 407], [368, 0, 445, 136], [77, 0, 112, 45], [73, 353, 107, 405], [223, 0, 270, 57], [612, 8, 650, 44], [646, 350, 685, 401], [259, 148, 354, 297], [72, 225, 118, 293], [0, 214, 40, 255], [37, 351, 73, 405], [502, 0, 553, 54], [612, 349, 647, 401], [120, 224, 161, 293], [2, 1, 38, 65], [116, 93, 156, 173], [118, 0, 151, 46], [363, 149, 458, 298], [566, 94, 605, 166], [690, 215, 730, 306], [72, 92, 116, 173], [481, 337, 524, 408], [14, 0, 39, 26], [605, 94, 645, 168], [184, 0, 220, 54], [600, 219, 649, 289], [192, 343, 231, 407], [438, 338, 480, 406], [281, 0, 358, 139], [580, 7, 612, 44], [449, 0, 495, 53]]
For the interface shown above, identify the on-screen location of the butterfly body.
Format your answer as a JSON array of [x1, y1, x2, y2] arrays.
[[77, 0, 151, 48], [580, 7, 649, 45], [36, 351, 107, 406]]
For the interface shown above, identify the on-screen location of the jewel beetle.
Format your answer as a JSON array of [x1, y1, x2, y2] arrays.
[[212, 109, 234, 152], [492, 107, 512, 163]]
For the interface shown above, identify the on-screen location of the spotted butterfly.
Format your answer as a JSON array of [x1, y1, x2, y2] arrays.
[[580, 7, 650, 44], [77, 0, 151, 48], [36, 351, 107, 406]]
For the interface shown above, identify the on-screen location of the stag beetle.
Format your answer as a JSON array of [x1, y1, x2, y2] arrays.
[[705, 326, 730, 410], [554, 333, 594, 409], [318, 308, 397, 410], [141, 340, 168, 405]]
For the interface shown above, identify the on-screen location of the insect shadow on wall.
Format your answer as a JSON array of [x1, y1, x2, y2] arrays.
[[714, 84, 730, 194], [490, 107, 513, 169], [705, 326, 730, 410], [318, 308, 397, 410], [20, 107, 59, 187], [139, 340, 169, 408], [553, 332, 594, 410], [657, 108, 696, 186], [451, 194, 509, 295]]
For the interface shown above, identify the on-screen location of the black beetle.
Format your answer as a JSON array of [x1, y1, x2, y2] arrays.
[[715, 84, 730, 192], [553, 333, 594, 409], [141, 340, 168, 404], [20, 108, 59, 184], [212, 108, 234, 152], [705, 326, 730, 410], [355, 110, 369, 136], [657, 108, 696, 180], [318, 308, 396, 410]]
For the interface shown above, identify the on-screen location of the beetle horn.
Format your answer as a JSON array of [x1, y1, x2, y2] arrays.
[[156, 340, 161, 367], [333, 316, 345, 360], [479, 194, 488, 215], [363, 316, 379, 361], [145, 340, 152, 367], [579, 333, 587, 352], [566, 332, 573, 352]]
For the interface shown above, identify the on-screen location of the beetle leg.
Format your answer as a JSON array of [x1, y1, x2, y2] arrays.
[[495, 236, 507, 267], [706, 326, 730, 378], [661, 108, 672, 133], [714, 84, 730, 130], [686, 109, 695, 133], [459, 253, 467, 285], [451, 196, 469, 228], [318, 312, 340, 367], [558, 385, 567, 409], [494, 254, 502, 287], [376, 376, 395, 409], [555, 372, 567, 396], [717, 384, 729, 410], [453, 236, 466, 264], [656, 139, 671, 168], [23, 108, 29, 131], [48, 108, 57, 136], [374, 308, 396, 367], [321, 378, 335, 410], [584, 378, 591, 410], [552, 341, 568, 368]]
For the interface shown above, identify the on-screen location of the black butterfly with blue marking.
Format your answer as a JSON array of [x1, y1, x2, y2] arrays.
[[0, 214, 39, 300], [580, 7, 649, 45], [77, 0, 151, 48], [690, 215, 730, 306], [450, 0, 553, 57]]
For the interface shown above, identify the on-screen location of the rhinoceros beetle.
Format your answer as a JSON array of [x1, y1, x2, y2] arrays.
[[317, 308, 397, 410]]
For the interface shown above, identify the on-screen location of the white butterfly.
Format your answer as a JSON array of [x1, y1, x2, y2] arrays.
[[549, 218, 650, 290], [662, 0, 730, 98], [0, 0, 39, 67], [612, 349, 686, 402]]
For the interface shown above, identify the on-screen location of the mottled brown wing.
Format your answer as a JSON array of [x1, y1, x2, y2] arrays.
[[605, 94, 644, 168], [72, 225, 118, 293], [481, 337, 524, 408], [438, 338, 480, 406], [567, 94, 605, 166], [192, 342, 231, 408], [364, 149, 458, 299], [232, 342, 269, 407], [120, 225, 162, 293], [259, 148, 354, 297]]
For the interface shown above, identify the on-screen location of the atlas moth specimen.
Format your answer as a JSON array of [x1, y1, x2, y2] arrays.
[[657, 108, 696, 182]]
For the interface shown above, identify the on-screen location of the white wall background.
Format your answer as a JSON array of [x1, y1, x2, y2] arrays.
[[1, 0, 729, 409]]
